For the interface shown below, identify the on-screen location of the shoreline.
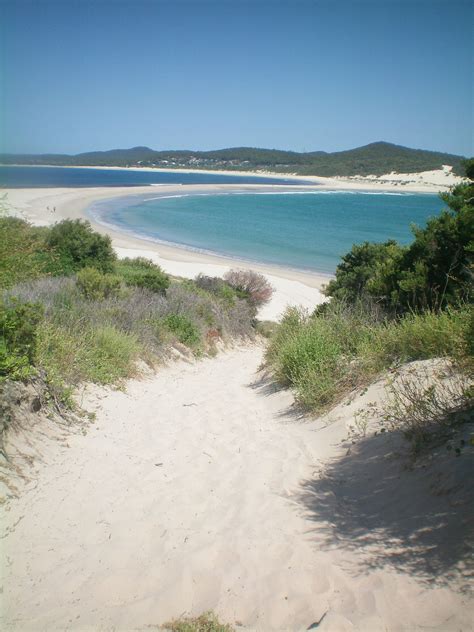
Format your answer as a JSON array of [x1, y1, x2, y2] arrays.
[[1, 162, 463, 193], [4, 185, 332, 320]]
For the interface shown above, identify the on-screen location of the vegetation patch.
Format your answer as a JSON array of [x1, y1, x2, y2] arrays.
[[0, 212, 271, 396], [115, 257, 170, 294], [266, 160, 473, 452], [161, 611, 234, 632], [163, 313, 201, 348]]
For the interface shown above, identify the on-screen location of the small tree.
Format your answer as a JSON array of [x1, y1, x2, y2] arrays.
[[46, 220, 116, 274], [324, 240, 404, 305]]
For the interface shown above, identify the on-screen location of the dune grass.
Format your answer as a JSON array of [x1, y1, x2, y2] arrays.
[[265, 300, 472, 413], [161, 611, 234, 632]]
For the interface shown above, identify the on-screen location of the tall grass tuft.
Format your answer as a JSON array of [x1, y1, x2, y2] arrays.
[[265, 301, 472, 413]]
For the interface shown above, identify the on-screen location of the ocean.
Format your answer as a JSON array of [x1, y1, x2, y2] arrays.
[[89, 189, 444, 274]]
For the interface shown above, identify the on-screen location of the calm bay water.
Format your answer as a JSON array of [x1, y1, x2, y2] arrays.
[[90, 190, 444, 274], [1, 166, 443, 274], [0, 165, 307, 187]]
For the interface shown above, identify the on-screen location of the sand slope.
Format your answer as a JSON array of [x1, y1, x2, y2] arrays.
[[1, 346, 472, 631]]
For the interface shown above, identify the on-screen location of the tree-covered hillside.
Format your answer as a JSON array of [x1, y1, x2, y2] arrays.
[[0, 141, 465, 176]]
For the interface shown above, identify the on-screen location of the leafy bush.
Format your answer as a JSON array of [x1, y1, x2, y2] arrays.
[[224, 269, 273, 308], [76, 267, 122, 300], [0, 217, 62, 289], [163, 313, 201, 348], [0, 299, 44, 379], [46, 219, 116, 274], [324, 159, 474, 313], [324, 240, 404, 305], [116, 257, 170, 294]]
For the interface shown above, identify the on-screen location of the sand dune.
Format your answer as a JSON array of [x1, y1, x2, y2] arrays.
[[1, 346, 471, 631]]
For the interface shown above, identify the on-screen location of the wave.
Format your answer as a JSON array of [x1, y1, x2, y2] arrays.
[[148, 183, 183, 187], [147, 194, 190, 200], [143, 190, 418, 203]]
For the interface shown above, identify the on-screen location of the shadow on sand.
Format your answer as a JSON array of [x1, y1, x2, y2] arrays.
[[297, 428, 474, 591], [248, 371, 307, 421]]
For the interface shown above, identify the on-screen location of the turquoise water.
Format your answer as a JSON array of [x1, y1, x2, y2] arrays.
[[89, 190, 444, 274]]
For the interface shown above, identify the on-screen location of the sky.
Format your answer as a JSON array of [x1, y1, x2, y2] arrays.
[[1, 0, 472, 156]]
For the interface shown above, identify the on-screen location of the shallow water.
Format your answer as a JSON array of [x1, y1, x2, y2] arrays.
[[89, 189, 444, 273]]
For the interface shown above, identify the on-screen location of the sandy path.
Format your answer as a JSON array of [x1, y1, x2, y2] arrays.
[[1, 347, 471, 631]]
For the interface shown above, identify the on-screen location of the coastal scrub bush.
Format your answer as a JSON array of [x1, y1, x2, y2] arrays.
[[194, 274, 240, 307], [76, 267, 122, 300], [0, 299, 44, 380], [324, 158, 474, 313], [46, 219, 116, 274], [163, 313, 201, 348], [372, 307, 472, 365], [0, 217, 62, 289], [224, 269, 274, 309], [323, 240, 404, 307], [115, 257, 170, 294]]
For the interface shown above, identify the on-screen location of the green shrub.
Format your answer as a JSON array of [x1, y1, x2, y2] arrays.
[[36, 322, 84, 385], [0, 217, 62, 289], [265, 302, 471, 413], [324, 240, 404, 306], [115, 257, 170, 294], [6, 271, 256, 391], [81, 326, 141, 383], [76, 267, 122, 300], [0, 300, 43, 379], [37, 322, 141, 385], [163, 313, 201, 348], [373, 307, 472, 365], [324, 160, 474, 313], [46, 219, 116, 274]]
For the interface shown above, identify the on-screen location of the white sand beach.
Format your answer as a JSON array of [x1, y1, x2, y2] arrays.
[[1, 347, 472, 631]]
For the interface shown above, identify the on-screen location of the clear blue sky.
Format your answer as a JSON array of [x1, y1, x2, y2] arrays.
[[1, 0, 472, 156]]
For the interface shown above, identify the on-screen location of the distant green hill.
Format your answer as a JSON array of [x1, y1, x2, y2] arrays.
[[0, 141, 465, 176]]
